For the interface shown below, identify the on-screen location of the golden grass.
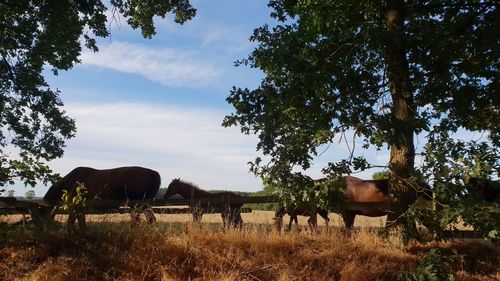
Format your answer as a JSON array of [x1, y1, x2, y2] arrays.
[[1, 211, 499, 281], [41, 210, 386, 228]]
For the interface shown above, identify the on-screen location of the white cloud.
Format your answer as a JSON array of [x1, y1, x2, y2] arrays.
[[79, 42, 221, 87], [374, 153, 390, 163], [42, 102, 262, 193], [156, 15, 254, 54]]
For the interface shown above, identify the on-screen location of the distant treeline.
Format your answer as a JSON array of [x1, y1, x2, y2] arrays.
[[209, 189, 278, 211]]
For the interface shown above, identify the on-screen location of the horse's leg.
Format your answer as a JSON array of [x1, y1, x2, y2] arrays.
[[193, 209, 203, 225], [274, 208, 285, 232], [77, 212, 86, 232], [129, 206, 141, 223], [308, 208, 318, 232], [221, 212, 226, 228], [227, 209, 235, 228], [318, 210, 330, 231], [235, 211, 243, 229], [274, 213, 284, 232], [234, 206, 243, 229], [342, 211, 356, 236], [307, 216, 313, 230], [230, 208, 242, 229], [307, 216, 319, 232], [323, 216, 330, 231], [287, 214, 295, 231], [29, 205, 45, 232], [222, 205, 233, 229], [67, 210, 76, 234], [144, 206, 156, 224], [222, 204, 231, 229]]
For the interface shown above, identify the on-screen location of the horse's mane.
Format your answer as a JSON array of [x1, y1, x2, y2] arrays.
[[171, 179, 205, 192], [170, 178, 243, 198]]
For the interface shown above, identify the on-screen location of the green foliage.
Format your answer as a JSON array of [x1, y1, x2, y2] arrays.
[[0, 0, 195, 187], [419, 137, 500, 240], [244, 186, 278, 211], [224, 0, 498, 238], [372, 170, 390, 180], [398, 249, 456, 281], [110, 0, 196, 38], [207, 187, 278, 211], [52, 182, 88, 233], [53, 182, 88, 215], [24, 189, 35, 199], [261, 175, 347, 213]]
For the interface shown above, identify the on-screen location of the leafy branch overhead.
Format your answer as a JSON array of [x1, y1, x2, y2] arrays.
[[0, 0, 196, 186], [224, 0, 498, 179], [224, 0, 499, 238]]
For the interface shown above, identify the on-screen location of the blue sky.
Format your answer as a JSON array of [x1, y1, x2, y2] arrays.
[[10, 0, 393, 196]]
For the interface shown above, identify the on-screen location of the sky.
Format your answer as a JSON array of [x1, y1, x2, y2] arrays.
[[9, 0, 393, 197]]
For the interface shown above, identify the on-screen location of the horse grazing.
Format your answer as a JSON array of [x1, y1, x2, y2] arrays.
[[164, 179, 244, 228], [44, 166, 161, 229], [274, 205, 329, 231]]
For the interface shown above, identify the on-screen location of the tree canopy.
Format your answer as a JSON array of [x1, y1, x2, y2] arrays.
[[224, 0, 499, 236], [0, 0, 195, 187]]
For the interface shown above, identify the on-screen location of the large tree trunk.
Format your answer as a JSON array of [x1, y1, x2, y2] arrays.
[[385, 0, 417, 220]]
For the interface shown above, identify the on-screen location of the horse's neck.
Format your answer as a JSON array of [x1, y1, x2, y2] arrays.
[[178, 184, 209, 198], [193, 188, 211, 198]]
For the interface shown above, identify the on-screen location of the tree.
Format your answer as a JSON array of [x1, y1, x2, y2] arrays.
[[25, 189, 35, 199], [372, 170, 390, 180], [7, 189, 14, 197], [0, 0, 195, 187], [224, 1, 499, 234]]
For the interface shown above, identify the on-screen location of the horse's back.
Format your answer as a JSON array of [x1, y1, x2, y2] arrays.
[[44, 166, 160, 201], [344, 176, 390, 203], [44, 167, 96, 200], [341, 176, 391, 218]]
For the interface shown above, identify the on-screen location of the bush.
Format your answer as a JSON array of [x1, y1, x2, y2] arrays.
[[399, 249, 456, 281]]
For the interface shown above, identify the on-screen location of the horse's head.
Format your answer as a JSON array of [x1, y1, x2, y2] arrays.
[[164, 178, 182, 199]]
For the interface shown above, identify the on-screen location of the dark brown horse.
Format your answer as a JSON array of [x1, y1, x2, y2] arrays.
[[44, 166, 161, 227], [274, 205, 330, 231], [334, 176, 394, 230], [341, 176, 391, 229], [163, 179, 243, 228], [332, 176, 432, 230]]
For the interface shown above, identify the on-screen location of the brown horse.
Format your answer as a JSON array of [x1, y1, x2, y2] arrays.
[[331, 176, 431, 230], [334, 176, 394, 230], [274, 205, 330, 231], [163, 179, 243, 228], [44, 166, 161, 228]]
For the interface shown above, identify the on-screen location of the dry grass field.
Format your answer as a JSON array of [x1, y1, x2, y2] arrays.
[[79, 210, 385, 228], [0, 211, 498, 281], [0, 210, 387, 229]]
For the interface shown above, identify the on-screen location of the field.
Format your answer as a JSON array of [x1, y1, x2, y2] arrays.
[[0, 210, 385, 228], [0, 211, 498, 281]]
